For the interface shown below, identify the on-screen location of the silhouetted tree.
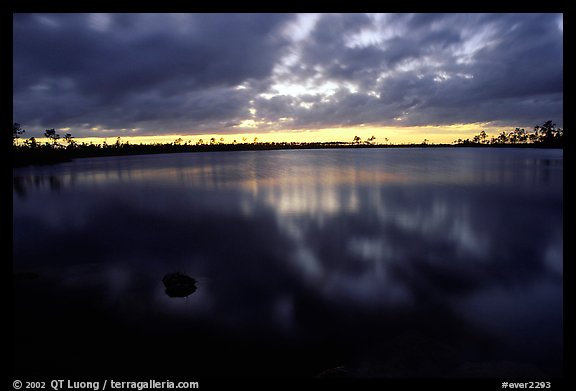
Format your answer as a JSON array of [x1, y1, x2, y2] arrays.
[[496, 131, 508, 144], [353, 135, 361, 144], [64, 133, 76, 149], [24, 137, 37, 148], [479, 130, 488, 143], [13, 122, 25, 144], [44, 129, 60, 147], [535, 120, 562, 146], [513, 128, 527, 143], [456, 122, 563, 147]]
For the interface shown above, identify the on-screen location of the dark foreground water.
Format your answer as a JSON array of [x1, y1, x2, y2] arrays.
[[13, 148, 563, 378]]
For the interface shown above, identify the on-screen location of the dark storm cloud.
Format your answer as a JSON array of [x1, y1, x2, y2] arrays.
[[13, 13, 562, 137], [255, 13, 563, 129], [13, 13, 292, 135], [14, 13, 290, 93]]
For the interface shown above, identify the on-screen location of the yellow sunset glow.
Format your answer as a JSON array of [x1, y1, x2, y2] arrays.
[[23, 123, 508, 147]]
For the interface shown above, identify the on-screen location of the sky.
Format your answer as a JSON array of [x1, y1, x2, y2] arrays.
[[13, 13, 563, 144]]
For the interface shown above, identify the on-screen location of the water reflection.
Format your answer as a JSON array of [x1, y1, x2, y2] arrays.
[[13, 174, 70, 197], [13, 148, 563, 377]]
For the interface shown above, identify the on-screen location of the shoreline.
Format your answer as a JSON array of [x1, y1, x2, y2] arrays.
[[12, 142, 562, 168]]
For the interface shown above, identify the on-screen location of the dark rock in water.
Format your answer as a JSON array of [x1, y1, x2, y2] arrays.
[[162, 272, 197, 298]]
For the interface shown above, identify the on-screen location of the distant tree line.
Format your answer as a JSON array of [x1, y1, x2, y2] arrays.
[[12, 124, 381, 166], [453, 121, 563, 148], [12, 120, 563, 167]]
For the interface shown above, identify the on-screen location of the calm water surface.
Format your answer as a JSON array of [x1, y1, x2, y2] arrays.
[[13, 148, 563, 378]]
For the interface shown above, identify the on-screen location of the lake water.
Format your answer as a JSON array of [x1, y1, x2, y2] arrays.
[[13, 148, 563, 378]]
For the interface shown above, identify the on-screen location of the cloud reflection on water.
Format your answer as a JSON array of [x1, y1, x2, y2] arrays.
[[13, 148, 562, 376]]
